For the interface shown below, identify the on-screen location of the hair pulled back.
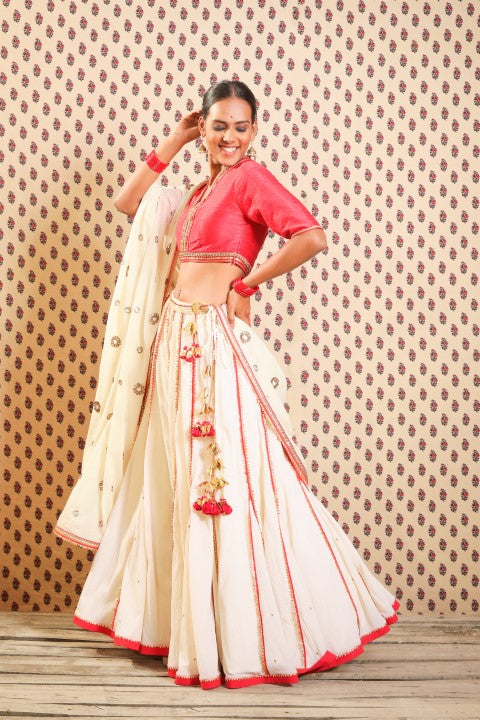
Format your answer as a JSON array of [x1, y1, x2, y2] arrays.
[[201, 79, 258, 124]]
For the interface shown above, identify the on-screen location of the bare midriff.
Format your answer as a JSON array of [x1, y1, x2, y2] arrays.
[[173, 261, 246, 304]]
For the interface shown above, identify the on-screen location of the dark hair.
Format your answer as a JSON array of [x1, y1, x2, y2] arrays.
[[201, 79, 258, 124]]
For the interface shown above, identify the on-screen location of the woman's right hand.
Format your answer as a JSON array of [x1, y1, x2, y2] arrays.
[[113, 109, 202, 217], [171, 110, 202, 146]]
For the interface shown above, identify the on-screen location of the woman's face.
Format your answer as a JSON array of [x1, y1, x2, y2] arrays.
[[199, 96, 257, 169]]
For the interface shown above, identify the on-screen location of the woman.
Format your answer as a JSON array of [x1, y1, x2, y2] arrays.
[[55, 80, 398, 689]]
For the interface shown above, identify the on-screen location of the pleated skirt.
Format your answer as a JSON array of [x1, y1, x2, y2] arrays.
[[73, 293, 399, 689]]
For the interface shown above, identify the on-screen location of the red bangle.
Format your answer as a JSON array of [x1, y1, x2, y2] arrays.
[[231, 277, 259, 297], [145, 150, 168, 173]]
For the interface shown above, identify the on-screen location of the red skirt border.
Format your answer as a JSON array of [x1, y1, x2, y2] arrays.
[[73, 599, 399, 689], [72, 614, 168, 656]]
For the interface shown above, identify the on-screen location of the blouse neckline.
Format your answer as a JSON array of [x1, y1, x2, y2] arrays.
[[205, 156, 250, 188], [180, 158, 251, 253], [189, 156, 251, 209]]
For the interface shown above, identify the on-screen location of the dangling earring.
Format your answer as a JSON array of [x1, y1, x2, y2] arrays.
[[198, 135, 208, 154], [245, 145, 257, 159]]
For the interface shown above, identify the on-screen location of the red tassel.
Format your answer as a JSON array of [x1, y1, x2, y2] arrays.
[[218, 498, 233, 515], [191, 421, 215, 437], [193, 496, 232, 516], [193, 496, 207, 511], [201, 500, 222, 516]]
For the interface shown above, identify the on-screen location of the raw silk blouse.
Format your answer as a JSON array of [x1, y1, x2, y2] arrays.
[[175, 157, 322, 274]]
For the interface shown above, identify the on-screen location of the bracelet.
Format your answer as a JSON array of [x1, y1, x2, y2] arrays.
[[145, 150, 168, 173], [231, 277, 259, 297]]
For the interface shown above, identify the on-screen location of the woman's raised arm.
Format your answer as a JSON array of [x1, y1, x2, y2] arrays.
[[113, 110, 202, 217]]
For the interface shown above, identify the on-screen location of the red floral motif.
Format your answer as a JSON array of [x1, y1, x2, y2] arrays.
[[179, 343, 202, 361]]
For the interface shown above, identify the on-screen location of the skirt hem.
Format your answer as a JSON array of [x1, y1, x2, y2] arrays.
[[72, 598, 400, 689], [72, 614, 169, 656]]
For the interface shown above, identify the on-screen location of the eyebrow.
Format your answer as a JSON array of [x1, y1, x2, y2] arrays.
[[210, 119, 251, 125]]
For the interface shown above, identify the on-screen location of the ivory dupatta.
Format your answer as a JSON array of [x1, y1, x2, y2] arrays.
[[54, 180, 187, 548]]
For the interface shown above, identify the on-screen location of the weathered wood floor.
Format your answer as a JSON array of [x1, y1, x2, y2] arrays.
[[1, 613, 479, 720]]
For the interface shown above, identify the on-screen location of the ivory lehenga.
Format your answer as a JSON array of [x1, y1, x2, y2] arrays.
[[55, 179, 399, 689]]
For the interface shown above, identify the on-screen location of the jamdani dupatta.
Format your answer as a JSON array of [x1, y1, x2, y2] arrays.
[[54, 179, 194, 548]]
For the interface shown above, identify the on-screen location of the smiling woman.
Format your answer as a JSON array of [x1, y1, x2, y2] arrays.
[[113, 80, 326, 317], [199, 93, 257, 167], [55, 79, 398, 691]]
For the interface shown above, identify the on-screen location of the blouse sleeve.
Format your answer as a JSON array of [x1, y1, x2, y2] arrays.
[[234, 161, 322, 239]]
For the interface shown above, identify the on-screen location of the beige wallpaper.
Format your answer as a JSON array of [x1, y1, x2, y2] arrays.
[[1, 1, 478, 615]]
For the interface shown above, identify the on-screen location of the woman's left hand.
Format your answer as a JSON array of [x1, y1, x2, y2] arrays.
[[226, 289, 251, 327]]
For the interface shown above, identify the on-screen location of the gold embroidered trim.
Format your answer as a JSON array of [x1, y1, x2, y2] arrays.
[[180, 180, 208, 252], [178, 251, 252, 275]]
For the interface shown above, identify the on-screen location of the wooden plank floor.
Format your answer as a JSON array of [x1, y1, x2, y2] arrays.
[[1, 613, 479, 720]]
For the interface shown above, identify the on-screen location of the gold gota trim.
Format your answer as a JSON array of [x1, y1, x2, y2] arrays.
[[53, 524, 100, 550], [188, 358, 195, 489], [180, 180, 209, 252], [174, 316, 183, 415], [162, 246, 179, 306], [212, 519, 219, 582], [170, 313, 182, 541], [178, 251, 252, 275]]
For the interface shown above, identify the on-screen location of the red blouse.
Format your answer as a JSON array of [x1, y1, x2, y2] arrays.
[[175, 157, 322, 274]]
